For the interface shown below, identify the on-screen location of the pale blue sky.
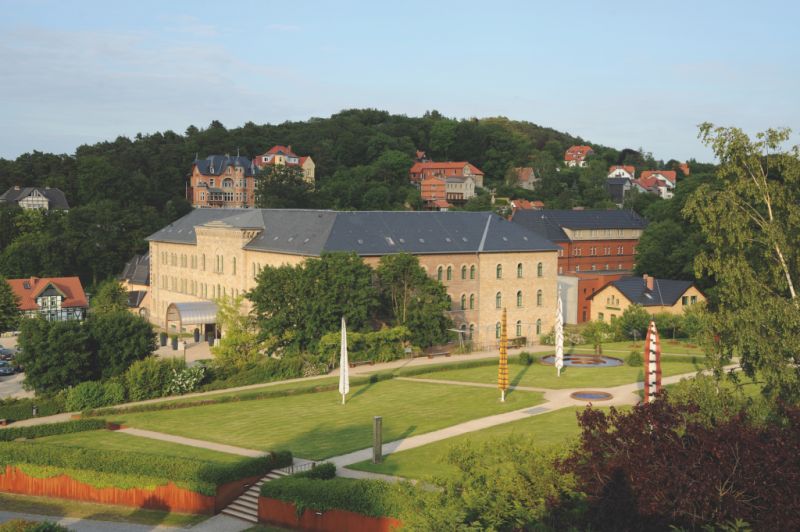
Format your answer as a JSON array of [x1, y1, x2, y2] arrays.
[[1, 0, 798, 161]]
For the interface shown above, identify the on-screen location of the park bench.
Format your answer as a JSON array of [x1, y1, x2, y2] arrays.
[[426, 351, 451, 359], [349, 360, 375, 368]]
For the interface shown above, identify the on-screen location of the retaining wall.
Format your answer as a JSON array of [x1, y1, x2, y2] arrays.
[[259, 496, 402, 531]]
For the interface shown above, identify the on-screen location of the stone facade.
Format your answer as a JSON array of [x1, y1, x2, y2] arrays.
[[589, 282, 706, 322]]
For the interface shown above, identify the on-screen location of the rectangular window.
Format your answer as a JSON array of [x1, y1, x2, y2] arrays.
[[690, 295, 697, 304], [682, 296, 688, 305]]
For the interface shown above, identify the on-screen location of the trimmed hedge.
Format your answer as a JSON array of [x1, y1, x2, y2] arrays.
[[0, 395, 66, 423], [395, 355, 531, 378], [0, 521, 69, 532], [0, 442, 292, 496], [86, 373, 395, 417], [260, 476, 403, 518], [0, 419, 108, 442], [294, 462, 336, 480]]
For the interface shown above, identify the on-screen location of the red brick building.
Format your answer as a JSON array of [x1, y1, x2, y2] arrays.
[[187, 155, 258, 208], [511, 209, 647, 322]]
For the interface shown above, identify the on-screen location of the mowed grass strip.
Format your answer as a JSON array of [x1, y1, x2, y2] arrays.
[[567, 340, 704, 356], [112, 380, 544, 461], [350, 407, 595, 480], [409, 357, 705, 390], [33, 430, 244, 464]]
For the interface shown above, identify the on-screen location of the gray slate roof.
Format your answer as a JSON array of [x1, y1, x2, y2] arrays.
[[0, 187, 70, 209], [596, 276, 695, 307], [119, 252, 150, 286], [511, 209, 646, 243], [147, 209, 560, 256], [193, 155, 256, 177]]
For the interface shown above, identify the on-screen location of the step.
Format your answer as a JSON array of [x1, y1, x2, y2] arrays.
[[240, 493, 259, 504], [229, 499, 258, 512], [221, 507, 258, 523]]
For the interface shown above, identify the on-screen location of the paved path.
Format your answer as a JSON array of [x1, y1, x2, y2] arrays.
[[0, 511, 185, 531], [115, 428, 266, 458]]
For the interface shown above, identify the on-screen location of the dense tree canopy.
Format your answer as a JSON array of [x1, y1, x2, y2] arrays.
[[0, 276, 21, 333]]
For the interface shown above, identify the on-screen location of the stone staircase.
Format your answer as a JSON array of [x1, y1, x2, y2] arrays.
[[220, 468, 290, 523]]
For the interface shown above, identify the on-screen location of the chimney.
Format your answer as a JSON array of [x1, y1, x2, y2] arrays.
[[643, 274, 654, 291], [14, 185, 20, 190]]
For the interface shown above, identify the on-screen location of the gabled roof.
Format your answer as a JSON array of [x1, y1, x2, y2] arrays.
[[564, 145, 593, 161], [640, 170, 677, 184], [409, 162, 484, 175], [119, 252, 150, 286], [265, 145, 297, 157], [147, 209, 560, 256], [510, 199, 544, 210], [514, 167, 535, 183], [127, 290, 147, 308], [592, 276, 695, 307], [511, 209, 647, 241], [0, 187, 69, 209], [7, 277, 88, 311], [193, 155, 256, 177], [608, 165, 635, 176]]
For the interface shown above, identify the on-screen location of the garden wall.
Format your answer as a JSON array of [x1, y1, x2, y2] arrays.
[[259, 496, 402, 531], [0, 466, 259, 515]]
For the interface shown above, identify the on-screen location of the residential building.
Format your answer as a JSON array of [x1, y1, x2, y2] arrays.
[[634, 170, 677, 199], [409, 162, 484, 188], [510, 199, 544, 217], [7, 276, 88, 322], [564, 146, 594, 167], [420, 176, 449, 210], [0, 187, 69, 211], [589, 274, 706, 322], [145, 209, 560, 348], [119, 252, 150, 319], [510, 208, 647, 323], [187, 155, 258, 208], [513, 167, 537, 190], [605, 177, 632, 205], [253, 145, 315, 184], [678, 162, 690, 176], [607, 165, 635, 179]]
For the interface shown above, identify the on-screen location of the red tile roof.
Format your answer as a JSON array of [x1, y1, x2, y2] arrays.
[[409, 162, 484, 175], [510, 199, 544, 210], [265, 145, 297, 157], [640, 170, 677, 184], [608, 165, 636, 176], [565, 145, 594, 162], [7, 277, 88, 311], [431, 199, 452, 209], [515, 167, 535, 183]]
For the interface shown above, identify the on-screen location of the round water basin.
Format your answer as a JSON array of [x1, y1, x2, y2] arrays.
[[540, 355, 623, 367], [570, 390, 613, 401]]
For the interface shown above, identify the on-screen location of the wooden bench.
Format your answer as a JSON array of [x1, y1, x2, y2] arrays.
[[349, 360, 375, 368], [426, 351, 451, 359]]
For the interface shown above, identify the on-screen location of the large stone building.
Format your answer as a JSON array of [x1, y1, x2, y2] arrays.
[[511, 209, 647, 323], [145, 209, 560, 348]]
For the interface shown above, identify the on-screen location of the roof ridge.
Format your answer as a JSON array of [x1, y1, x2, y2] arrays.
[[478, 214, 492, 252]]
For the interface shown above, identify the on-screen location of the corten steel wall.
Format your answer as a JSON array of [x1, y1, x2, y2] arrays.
[[259, 497, 402, 532], [0, 466, 261, 515]]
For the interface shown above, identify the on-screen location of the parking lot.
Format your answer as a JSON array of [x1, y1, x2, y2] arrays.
[[0, 335, 29, 399]]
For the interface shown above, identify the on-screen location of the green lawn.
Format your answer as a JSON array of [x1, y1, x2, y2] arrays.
[[112, 380, 544, 461], [33, 430, 244, 464], [568, 339, 704, 356], [409, 357, 705, 390], [350, 407, 608, 480], [0, 492, 208, 527]]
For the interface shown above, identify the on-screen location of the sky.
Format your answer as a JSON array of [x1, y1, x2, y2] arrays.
[[1, 0, 798, 162]]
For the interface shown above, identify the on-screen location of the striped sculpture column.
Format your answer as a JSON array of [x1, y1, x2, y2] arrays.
[[643, 320, 662, 403], [498, 308, 509, 402]]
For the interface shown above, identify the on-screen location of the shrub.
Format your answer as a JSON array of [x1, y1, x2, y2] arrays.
[[166, 365, 206, 396], [102, 380, 126, 405], [294, 462, 336, 480], [0, 394, 66, 423], [65, 381, 108, 411], [0, 521, 69, 532], [614, 304, 651, 340], [317, 326, 411, 368], [519, 352, 535, 365], [0, 419, 107, 442], [125, 357, 186, 401], [626, 350, 643, 367], [0, 442, 292, 496], [261, 476, 403, 518]]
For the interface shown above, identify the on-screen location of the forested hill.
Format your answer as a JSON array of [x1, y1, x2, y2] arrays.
[[0, 109, 690, 287]]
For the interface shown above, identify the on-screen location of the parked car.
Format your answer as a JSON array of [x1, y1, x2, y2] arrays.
[[0, 347, 15, 360], [0, 361, 14, 376]]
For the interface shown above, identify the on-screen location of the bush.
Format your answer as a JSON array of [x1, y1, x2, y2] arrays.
[[614, 304, 651, 340], [0, 419, 107, 442], [65, 381, 107, 411], [317, 326, 411, 368], [261, 476, 403, 518], [203, 356, 305, 390], [166, 365, 206, 396], [0, 521, 69, 532], [519, 352, 535, 365], [295, 462, 336, 480], [0, 394, 66, 423], [102, 380, 126, 405], [125, 357, 186, 401], [626, 350, 643, 367], [0, 442, 292, 496]]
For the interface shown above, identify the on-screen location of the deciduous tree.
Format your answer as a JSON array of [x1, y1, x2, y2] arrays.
[[0, 276, 20, 333]]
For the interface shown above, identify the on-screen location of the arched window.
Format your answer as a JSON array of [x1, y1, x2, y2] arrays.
[[517, 290, 523, 307], [470, 265, 476, 279], [496, 292, 502, 309], [201, 254, 206, 271], [536, 319, 542, 335], [517, 263, 523, 278], [437, 266, 443, 281], [461, 265, 467, 280], [496, 322, 501, 339], [460, 294, 467, 310], [469, 294, 475, 310], [460, 324, 467, 337], [496, 264, 503, 279], [516, 320, 522, 337], [537, 289, 543, 307], [537, 262, 543, 277], [446, 294, 452, 307], [469, 323, 475, 339], [446, 266, 452, 281], [222, 178, 234, 188]]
